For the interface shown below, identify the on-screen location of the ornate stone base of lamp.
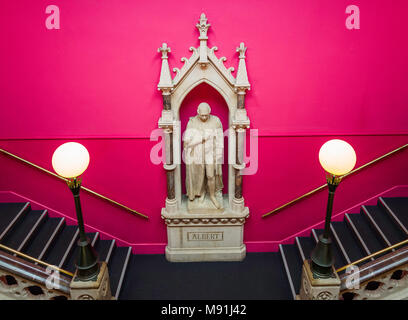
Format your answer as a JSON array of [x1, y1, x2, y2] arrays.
[[298, 260, 341, 300], [70, 262, 113, 300], [162, 196, 249, 262]]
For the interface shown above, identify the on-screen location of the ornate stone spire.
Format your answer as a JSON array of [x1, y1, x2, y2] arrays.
[[196, 13, 210, 40], [196, 13, 210, 66], [158, 43, 173, 90], [158, 42, 171, 59], [235, 42, 250, 90], [237, 42, 247, 59]]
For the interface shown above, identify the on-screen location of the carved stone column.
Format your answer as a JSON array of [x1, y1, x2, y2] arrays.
[[298, 260, 341, 300], [232, 126, 246, 212], [70, 262, 113, 300], [231, 42, 250, 213], [237, 91, 245, 109], [235, 88, 246, 201], [159, 111, 177, 213], [231, 117, 249, 213], [162, 91, 171, 111], [163, 126, 174, 197], [163, 126, 177, 213], [158, 42, 177, 213]]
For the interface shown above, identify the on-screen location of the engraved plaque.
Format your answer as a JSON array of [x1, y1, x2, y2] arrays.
[[187, 232, 224, 241]]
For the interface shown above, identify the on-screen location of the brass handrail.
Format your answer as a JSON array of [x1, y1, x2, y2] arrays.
[[0, 243, 74, 277], [0, 147, 149, 219], [336, 238, 408, 273], [262, 143, 408, 218]]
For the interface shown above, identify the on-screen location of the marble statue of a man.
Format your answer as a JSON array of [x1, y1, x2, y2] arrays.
[[183, 102, 224, 209]]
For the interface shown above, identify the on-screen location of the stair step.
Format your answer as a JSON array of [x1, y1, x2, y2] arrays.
[[345, 213, 383, 256], [108, 246, 132, 299], [58, 229, 80, 269], [278, 245, 296, 299], [311, 229, 319, 243], [0, 202, 30, 242], [362, 205, 405, 245], [361, 206, 392, 249], [43, 224, 78, 267], [63, 232, 99, 272], [330, 223, 351, 265], [116, 247, 132, 299], [95, 239, 116, 264], [296, 236, 315, 261], [379, 197, 408, 236], [1, 210, 47, 251], [331, 221, 366, 262], [280, 244, 303, 295], [313, 229, 347, 269], [23, 217, 63, 258], [295, 237, 306, 262]]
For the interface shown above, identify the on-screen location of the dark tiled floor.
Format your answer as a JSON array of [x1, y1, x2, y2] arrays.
[[119, 253, 293, 300]]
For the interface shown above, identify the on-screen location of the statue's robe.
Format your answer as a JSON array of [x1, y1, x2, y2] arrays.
[[183, 115, 224, 201]]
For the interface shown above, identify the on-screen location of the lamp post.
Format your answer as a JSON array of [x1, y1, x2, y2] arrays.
[[310, 139, 356, 278], [52, 142, 99, 281]]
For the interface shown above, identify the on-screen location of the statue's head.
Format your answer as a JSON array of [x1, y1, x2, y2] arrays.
[[197, 102, 211, 122]]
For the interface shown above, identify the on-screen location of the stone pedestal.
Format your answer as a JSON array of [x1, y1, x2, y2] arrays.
[[298, 260, 341, 300], [70, 262, 113, 300], [162, 196, 249, 262]]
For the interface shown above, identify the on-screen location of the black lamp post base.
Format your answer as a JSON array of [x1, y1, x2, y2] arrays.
[[310, 261, 335, 279], [310, 235, 335, 279], [75, 238, 99, 281]]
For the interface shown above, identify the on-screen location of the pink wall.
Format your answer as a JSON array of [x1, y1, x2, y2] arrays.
[[0, 1, 407, 252], [0, 135, 407, 253], [1, 0, 408, 138]]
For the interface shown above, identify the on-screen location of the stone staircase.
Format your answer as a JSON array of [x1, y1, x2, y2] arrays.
[[0, 202, 131, 299], [279, 197, 408, 299], [0, 196, 407, 300]]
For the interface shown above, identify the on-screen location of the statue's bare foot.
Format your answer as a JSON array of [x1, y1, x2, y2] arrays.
[[199, 193, 206, 203], [210, 195, 221, 209]]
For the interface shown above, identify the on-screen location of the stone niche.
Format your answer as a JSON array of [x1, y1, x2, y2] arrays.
[[157, 13, 251, 262]]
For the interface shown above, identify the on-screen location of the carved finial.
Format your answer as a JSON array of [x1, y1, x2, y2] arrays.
[[158, 43, 171, 59], [235, 42, 250, 90], [158, 43, 173, 90], [196, 13, 210, 40], [237, 42, 247, 59]]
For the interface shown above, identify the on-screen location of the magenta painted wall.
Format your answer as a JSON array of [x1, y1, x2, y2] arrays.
[[0, 1, 407, 253], [1, 0, 408, 138], [0, 136, 407, 253]]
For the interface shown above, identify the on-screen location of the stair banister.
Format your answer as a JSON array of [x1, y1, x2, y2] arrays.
[[339, 245, 408, 300], [0, 147, 148, 219], [263, 143, 408, 218], [0, 249, 71, 299], [339, 245, 408, 291], [0, 243, 73, 277], [336, 238, 408, 274]]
